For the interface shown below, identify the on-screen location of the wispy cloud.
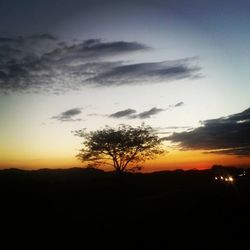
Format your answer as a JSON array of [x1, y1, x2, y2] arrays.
[[109, 107, 164, 119], [109, 109, 136, 118], [136, 107, 165, 119], [0, 34, 201, 93], [174, 102, 184, 107], [87, 60, 200, 86], [52, 108, 82, 122], [165, 107, 250, 156], [109, 102, 185, 120]]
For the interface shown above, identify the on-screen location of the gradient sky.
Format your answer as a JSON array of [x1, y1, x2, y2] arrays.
[[0, 0, 250, 171]]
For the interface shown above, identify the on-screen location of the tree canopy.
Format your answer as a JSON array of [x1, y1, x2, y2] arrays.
[[75, 124, 164, 173]]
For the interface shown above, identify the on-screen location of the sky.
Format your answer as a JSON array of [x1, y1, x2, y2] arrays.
[[0, 0, 250, 171]]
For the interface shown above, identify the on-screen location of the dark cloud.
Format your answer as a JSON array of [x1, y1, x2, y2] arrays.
[[0, 35, 148, 93], [87, 59, 200, 86], [167, 101, 185, 109], [174, 102, 184, 107], [52, 108, 82, 122], [43, 39, 149, 62], [0, 34, 201, 93], [165, 108, 250, 156], [109, 108, 136, 118], [136, 107, 165, 119], [109, 107, 165, 119]]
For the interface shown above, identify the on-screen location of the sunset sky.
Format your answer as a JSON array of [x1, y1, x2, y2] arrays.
[[0, 0, 249, 171]]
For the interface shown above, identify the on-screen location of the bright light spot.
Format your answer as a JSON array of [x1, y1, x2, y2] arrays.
[[220, 176, 224, 180], [225, 178, 228, 181], [215, 177, 218, 180], [229, 176, 234, 182]]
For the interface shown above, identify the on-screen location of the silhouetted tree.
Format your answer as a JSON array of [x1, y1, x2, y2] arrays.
[[75, 124, 164, 173]]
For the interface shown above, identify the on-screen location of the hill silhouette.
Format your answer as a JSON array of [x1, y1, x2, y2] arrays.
[[0, 166, 249, 248]]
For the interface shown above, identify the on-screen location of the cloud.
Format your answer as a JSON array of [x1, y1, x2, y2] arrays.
[[136, 107, 165, 119], [109, 107, 164, 119], [109, 108, 136, 118], [0, 35, 149, 93], [167, 101, 185, 109], [0, 34, 201, 93], [87, 60, 200, 86], [52, 108, 82, 122], [174, 102, 184, 107], [165, 107, 250, 156], [43, 39, 149, 62]]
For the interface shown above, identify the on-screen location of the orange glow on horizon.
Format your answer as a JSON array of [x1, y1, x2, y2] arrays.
[[144, 149, 250, 172], [1, 149, 250, 171]]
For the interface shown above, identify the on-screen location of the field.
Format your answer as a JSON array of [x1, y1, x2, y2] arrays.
[[0, 167, 249, 247]]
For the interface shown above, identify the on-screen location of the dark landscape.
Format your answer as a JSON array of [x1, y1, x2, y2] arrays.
[[1, 166, 249, 247]]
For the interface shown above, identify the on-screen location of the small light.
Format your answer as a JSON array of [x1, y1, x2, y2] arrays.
[[225, 178, 228, 181], [229, 176, 234, 182], [215, 177, 218, 180], [220, 176, 224, 180]]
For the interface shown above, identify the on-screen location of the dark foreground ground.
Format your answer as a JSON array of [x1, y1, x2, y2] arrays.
[[0, 167, 249, 248]]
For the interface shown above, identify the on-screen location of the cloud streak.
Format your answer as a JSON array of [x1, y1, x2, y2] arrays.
[[174, 102, 184, 107], [0, 34, 201, 93], [109, 107, 165, 119], [109, 108, 136, 118], [136, 107, 165, 119], [165, 108, 250, 156], [87, 60, 200, 86], [52, 108, 82, 122]]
